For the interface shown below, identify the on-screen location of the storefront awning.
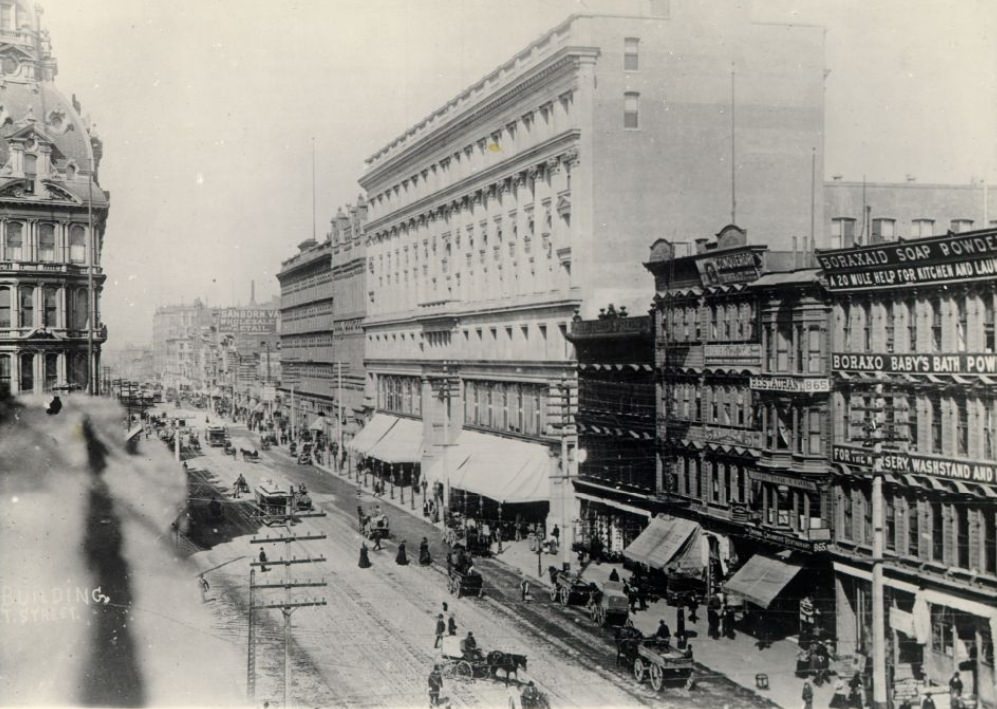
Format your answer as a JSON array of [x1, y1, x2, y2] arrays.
[[308, 415, 328, 432], [429, 430, 552, 504], [622, 516, 699, 570], [725, 554, 803, 609], [348, 413, 396, 455], [367, 416, 423, 464]]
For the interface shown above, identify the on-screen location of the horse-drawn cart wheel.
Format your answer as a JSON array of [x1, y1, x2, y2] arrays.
[[559, 587, 569, 605], [649, 663, 664, 692], [633, 658, 646, 682], [455, 581, 462, 597], [455, 661, 473, 679], [549, 588, 558, 602]]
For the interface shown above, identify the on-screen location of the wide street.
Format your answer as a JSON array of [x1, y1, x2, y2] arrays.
[[161, 405, 775, 708]]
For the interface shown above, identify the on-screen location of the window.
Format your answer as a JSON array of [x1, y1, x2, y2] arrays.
[[871, 218, 896, 243], [957, 298, 968, 352], [908, 497, 920, 556], [912, 219, 935, 238], [709, 462, 720, 503], [862, 301, 872, 350], [957, 399, 968, 456], [623, 37, 639, 70], [830, 218, 856, 249], [931, 501, 944, 562], [807, 409, 823, 455], [70, 351, 88, 389], [807, 327, 822, 373], [931, 298, 943, 351], [907, 297, 918, 350], [5, 221, 22, 260], [840, 486, 853, 542], [885, 494, 896, 551], [950, 219, 974, 233], [930, 394, 943, 453], [19, 286, 32, 328], [44, 353, 57, 391], [710, 305, 718, 340], [623, 92, 639, 129], [984, 509, 997, 575], [19, 352, 32, 392], [884, 302, 895, 353], [70, 288, 88, 329], [776, 324, 791, 371], [38, 223, 55, 262], [0, 285, 9, 327], [986, 295, 996, 352], [69, 225, 86, 264], [956, 505, 969, 568], [986, 402, 996, 460]]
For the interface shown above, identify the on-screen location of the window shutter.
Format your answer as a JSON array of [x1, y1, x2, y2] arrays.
[[942, 503, 955, 565]]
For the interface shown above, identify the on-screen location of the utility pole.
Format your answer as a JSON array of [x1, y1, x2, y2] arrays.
[[869, 383, 887, 709], [439, 362, 453, 519], [336, 360, 343, 472], [248, 505, 327, 707], [558, 373, 576, 569]]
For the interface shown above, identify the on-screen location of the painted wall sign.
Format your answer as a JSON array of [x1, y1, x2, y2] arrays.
[[703, 425, 764, 448], [749, 376, 830, 393], [817, 231, 997, 290], [832, 352, 997, 374], [704, 343, 762, 361], [832, 445, 997, 486]]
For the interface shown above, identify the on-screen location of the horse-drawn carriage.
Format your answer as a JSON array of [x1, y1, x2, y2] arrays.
[[446, 545, 483, 598], [438, 636, 527, 685], [241, 447, 260, 462], [549, 568, 597, 606], [359, 506, 390, 541], [615, 627, 695, 692], [586, 580, 630, 627]]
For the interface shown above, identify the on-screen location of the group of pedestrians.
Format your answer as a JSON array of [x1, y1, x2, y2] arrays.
[[705, 592, 736, 640], [359, 535, 433, 569]]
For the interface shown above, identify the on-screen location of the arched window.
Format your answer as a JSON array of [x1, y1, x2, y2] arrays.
[[0, 286, 9, 328], [42, 286, 57, 327], [19, 286, 33, 328], [69, 225, 86, 264], [70, 288, 88, 329], [0, 353, 9, 395], [20, 352, 33, 392], [38, 223, 55, 262], [69, 351, 88, 389], [5, 222, 22, 260]]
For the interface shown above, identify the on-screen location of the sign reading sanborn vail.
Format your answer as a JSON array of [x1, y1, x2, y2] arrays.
[[816, 230, 997, 291], [832, 352, 997, 375], [833, 445, 997, 487], [749, 376, 830, 393], [215, 308, 278, 334]]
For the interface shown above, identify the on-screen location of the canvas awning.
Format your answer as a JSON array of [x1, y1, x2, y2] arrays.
[[724, 554, 803, 609], [367, 416, 423, 464], [622, 516, 699, 570], [308, 415, 328, 432], [348, 413, 397, 455], [427, 430, 552, 504]]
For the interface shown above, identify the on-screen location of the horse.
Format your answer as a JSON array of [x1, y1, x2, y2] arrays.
[[486, 650, 527, 685]]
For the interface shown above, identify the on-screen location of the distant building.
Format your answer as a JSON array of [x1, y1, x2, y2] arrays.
[[277, 199, 366, 444], [0, 0, 109, 395], [103, 345, 154, 384], [824, 179, 996, 249], [357, 1, 826, 546]]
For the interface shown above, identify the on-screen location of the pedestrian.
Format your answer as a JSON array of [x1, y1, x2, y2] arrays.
[[655, 620, 671, 646], [442, 601, 448, 615], [428, 664, 443, 707], [396, 539, 409, 565], [687, 594, 699, 624], [419, 537, 432, 565], [921, 695, 936, 709], [847, 673, 864, 709], [707, 606, 719, 640], [609, 568, 620, 582], [520, 575, 531, 602], [434, 614, 445, 648], [447, 613, 457, 636], [722, 604, 736, 639], [552, 524, 560, 543], [676, 606, 686, 638], [199, 575, 210, 597], [802, 681, 814, 709], [372, 528, 383, 551], [950, 671, 964, 703], [358, 542, 372, 569], [259, 549, 269, 573], [829, 678, 849, 709], [625, 581, 637, 613]]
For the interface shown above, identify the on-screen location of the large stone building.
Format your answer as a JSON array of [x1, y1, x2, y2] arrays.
[[819, 227, 997, 707], [0, 0, 109, 396], [355, 1, 826, 547], [277, 199, 367, 445]]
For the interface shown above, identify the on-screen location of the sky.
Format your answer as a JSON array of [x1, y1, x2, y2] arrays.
[[37, 0, 997, 346]]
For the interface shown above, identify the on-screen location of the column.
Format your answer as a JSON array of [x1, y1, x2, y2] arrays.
[[9, 349, 18, 394], [10, 283, 17, 328], [57, 351, 66, 387]]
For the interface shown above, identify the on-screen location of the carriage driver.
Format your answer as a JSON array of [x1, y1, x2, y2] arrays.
[[461, 631, 484, 662]]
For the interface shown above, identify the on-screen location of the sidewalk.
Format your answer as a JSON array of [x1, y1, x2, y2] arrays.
[[302, 457, 829, 709]]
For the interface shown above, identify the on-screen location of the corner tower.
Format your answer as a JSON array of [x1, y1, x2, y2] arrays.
[[0, 0, 110, 396]]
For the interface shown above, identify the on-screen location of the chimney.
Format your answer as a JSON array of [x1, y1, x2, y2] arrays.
[[250, 280, 256, 306], [694, 238, 710, 254]]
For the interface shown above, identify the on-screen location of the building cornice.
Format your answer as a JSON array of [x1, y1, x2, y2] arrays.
[[361, 46, 595, 186], [362, 290, 582, 330], [365, 130, 580, 236]]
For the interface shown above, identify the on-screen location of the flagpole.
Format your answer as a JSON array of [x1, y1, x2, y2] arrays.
[[87, 157, 95, 394]]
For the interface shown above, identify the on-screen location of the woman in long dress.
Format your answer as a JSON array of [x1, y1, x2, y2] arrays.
[[358, 542, 372, 569], [396, 539, 409, 565], [419, 537, 432, 565]]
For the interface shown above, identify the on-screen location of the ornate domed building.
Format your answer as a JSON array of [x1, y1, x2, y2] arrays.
[[0, 1, 108, 396]]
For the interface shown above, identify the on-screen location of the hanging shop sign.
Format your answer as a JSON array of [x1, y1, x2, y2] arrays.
[[703, 426, 764, 449], [832, 444, 997, 486], [704, 343, 762, 367], [832, 352, 997, 375], [694, 248, 764, 287], [816, 230, 997, 290], [749, 376, 830, 393]]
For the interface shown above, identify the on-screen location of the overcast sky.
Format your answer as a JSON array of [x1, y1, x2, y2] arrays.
[[39, 0, 997, 346]]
